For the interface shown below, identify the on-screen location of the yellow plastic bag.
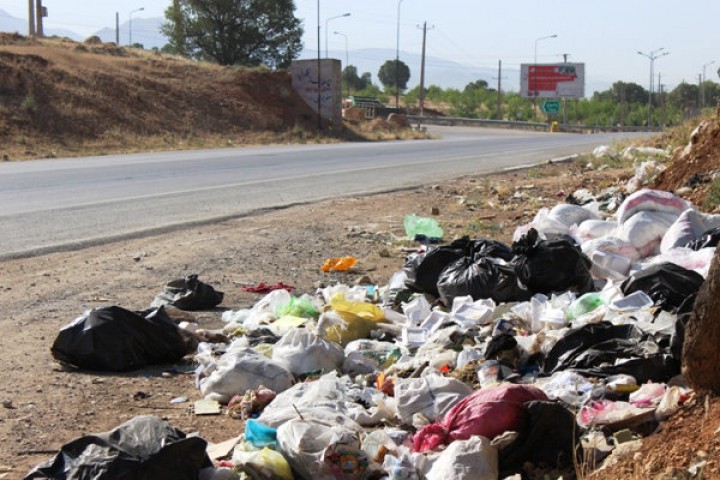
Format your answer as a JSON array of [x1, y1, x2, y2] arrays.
[[324, 293, 385, 345], [233, 444, 294, 480], [259, 447, 294, 480]]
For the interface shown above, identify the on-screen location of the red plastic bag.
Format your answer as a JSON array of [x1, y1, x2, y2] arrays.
[[413, 384, 548, 452]]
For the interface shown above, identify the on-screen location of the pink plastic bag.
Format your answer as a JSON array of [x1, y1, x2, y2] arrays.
[[412, 384, 548, 452]]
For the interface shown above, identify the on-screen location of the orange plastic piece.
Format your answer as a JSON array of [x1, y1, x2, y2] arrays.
[[321, 256, 357, 272]]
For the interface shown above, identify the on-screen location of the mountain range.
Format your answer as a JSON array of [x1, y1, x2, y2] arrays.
[[0, 10, 611, 93]]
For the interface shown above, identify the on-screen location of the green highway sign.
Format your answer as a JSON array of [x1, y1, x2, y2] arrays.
[[541, 99, 561, 114]]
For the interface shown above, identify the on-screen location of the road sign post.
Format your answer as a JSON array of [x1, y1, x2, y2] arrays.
[[541, 99, 561, 114]]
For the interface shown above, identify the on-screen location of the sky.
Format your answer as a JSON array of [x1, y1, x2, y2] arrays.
[[1, 0, 718, 93]]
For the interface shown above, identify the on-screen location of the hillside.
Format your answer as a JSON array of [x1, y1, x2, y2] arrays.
[[0, 33, 404, 161]]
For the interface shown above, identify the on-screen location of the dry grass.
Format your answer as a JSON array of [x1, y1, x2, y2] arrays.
[[0, 34, 427, 161]]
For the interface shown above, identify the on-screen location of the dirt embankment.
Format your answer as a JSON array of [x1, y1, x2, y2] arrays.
[[0, 33, 421, 161]]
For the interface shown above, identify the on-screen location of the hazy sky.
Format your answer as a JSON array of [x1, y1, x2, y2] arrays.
[[1, 0, 718, 91]]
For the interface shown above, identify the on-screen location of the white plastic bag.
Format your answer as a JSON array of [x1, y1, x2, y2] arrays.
[[616, 189, 691, 225], [272, 328, 344, 377], [619, 211, 678, 258], [259, 372, 391, 428], [582, 236, 640, 262], [424, 436, 498, 480], [394, 374, 472, 425], [277, 420, 365, 480], [660, 208, 705, 253], [548, 203, 600, 228], [571, 219, 617, 243], [199, 348, 294, 403]]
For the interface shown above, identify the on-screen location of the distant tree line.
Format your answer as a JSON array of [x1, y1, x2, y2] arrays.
[[156, 1, 718, 126]]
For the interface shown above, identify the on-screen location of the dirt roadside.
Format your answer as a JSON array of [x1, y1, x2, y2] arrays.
[[0, 155, 631, 477]]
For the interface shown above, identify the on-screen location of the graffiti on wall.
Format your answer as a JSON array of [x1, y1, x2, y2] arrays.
[[291, 59, 342, 124]]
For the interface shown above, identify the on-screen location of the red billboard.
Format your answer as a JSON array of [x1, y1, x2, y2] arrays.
[[520, 63, 585, 99]]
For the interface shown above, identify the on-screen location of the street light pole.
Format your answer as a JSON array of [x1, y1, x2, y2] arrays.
[[128, 7, 144, 46], [317, 0, 321, 129], [702, 61, 716, 109], [325, 13, 350, 58], [395, 0, 406, 109], [333, 31, 350, 98], [638, 48, 669, 127], [532, 34, 557, 116]]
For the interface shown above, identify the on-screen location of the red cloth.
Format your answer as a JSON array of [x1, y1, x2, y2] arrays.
[[241, 282, 294, 294], [413, 384, 548, 452]]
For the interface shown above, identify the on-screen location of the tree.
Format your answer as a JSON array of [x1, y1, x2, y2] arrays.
[[341, 65, 371, 91], [464, 79, 489, 92], [668, 82, 700, 113], [161, 0, 303, 68], [683, 246, 720, 392], [592, 82, 647, 104], [377, 59, 410, 92]]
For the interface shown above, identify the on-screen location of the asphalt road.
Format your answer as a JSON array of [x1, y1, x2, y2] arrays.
[[0, 126, 644, 259]]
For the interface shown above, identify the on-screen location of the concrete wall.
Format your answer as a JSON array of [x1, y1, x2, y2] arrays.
[[290, 58, 342, 125]]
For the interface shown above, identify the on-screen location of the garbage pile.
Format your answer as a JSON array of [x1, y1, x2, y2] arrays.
[[33, 186, 720, 479]]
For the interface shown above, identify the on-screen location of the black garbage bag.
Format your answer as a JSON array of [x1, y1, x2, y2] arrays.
[[25, 415, 211, 480], [685, 226, 720, 250], [542, 321, 677, 383], [437, 256, 531, 307], [620, 262, 704, 312], [511, 228, 594, 295], [471, 238, 514, 262], [403, 240, 468, 297], [151, 274, 224, 310], [51, 306, 190, 372], [484, 334, 518, 360], [499, 401, 578, 474]]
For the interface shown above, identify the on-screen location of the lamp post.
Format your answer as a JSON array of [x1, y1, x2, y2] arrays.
[[532, 34, 557, 97], [334, 31, 350, 98], [638, 48, 669, 127], [317, 0, 321, 129], [395, 0, 406, 109], [325, 13, 350, 58], [128, 7, 144, 46], [702, 61, 716, 109]]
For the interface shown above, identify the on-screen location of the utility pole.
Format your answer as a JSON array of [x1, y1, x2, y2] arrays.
[[35, 0, 44, 37], [28, 0, 35, 36], [418, 22, 433, 116], [562, 53, 570, 124], [495, 60, 503, 119], [698, 73, 703, 111], [659, 82, 666, 128], [115, 12, 120, 45]]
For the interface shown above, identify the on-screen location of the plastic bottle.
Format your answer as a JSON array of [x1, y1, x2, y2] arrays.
[[566, 292, 604, 320]]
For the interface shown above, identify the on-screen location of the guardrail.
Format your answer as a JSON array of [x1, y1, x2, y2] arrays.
[[405, 115, 661, 134]]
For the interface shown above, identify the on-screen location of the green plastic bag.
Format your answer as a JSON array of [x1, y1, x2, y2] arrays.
[[403, 214, 444, 240], [276, 296, 319, 319]]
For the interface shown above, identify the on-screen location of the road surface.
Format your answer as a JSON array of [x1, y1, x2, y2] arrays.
[[0, 126, 644, 259]]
